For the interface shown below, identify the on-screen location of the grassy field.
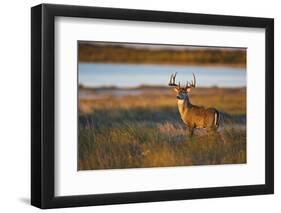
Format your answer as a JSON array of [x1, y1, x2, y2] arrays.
[[78, 87, 246, 170]]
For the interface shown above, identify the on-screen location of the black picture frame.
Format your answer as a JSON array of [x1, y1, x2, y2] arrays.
[[31, 3, 274, 209]]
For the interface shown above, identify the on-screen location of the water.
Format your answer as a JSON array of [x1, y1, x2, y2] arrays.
[[79, 63, 246, 88]]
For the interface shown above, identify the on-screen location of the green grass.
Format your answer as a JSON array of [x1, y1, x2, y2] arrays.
[[78, 107, 246, 170]]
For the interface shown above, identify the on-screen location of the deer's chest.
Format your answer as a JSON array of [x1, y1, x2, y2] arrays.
[[177, 101, 206, 128], [177, 100, 186, 117]]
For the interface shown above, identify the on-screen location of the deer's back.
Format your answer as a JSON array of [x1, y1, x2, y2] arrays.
[[182, 105, 217, 129]]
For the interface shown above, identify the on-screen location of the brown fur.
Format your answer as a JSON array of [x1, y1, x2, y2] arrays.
[[176, 90, 219, 136], [169, 73, 220, 136]]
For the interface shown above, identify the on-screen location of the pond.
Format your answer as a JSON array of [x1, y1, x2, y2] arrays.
[[79, 63, 246, 88]]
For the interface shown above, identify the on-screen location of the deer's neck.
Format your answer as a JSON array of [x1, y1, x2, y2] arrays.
[[177, 97, 192, 116]]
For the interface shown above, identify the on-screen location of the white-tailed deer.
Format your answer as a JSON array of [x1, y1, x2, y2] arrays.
[[169, 73, 220, 136]]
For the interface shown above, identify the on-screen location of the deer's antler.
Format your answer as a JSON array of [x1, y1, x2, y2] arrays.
[[185, 73, 196, 90], [168, 72, 180, 88], [169, 72, 196, 90]]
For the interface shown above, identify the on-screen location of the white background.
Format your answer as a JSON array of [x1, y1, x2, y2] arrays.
[[0, 0, 279, 212]]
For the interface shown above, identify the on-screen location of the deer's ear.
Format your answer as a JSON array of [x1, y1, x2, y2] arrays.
[[186, 88, 191, 93]]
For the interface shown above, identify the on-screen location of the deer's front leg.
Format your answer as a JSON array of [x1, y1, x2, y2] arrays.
[[189, 127, 194, 137]]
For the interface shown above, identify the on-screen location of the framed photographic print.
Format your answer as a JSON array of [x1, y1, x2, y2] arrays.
[[31, 3, 274, 209]]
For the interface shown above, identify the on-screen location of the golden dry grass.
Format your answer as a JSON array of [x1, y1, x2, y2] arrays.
[[78, 87, 246, 170], [80, 87, 245, 113]]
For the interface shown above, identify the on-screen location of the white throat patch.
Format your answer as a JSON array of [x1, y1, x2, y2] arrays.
[[178, 99, 184, 105]]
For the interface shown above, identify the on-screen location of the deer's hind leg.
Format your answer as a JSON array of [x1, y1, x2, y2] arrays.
[[206, 126, 219, 138], [207, 127, 227, 144]]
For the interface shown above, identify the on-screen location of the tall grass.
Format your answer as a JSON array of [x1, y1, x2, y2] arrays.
[[78, 106, 246, 170]]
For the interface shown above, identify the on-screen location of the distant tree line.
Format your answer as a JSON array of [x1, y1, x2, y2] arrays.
[[79, 43, 246, 67]]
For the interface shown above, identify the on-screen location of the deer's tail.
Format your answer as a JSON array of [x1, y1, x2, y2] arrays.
[[214, 110, 220, 129]]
